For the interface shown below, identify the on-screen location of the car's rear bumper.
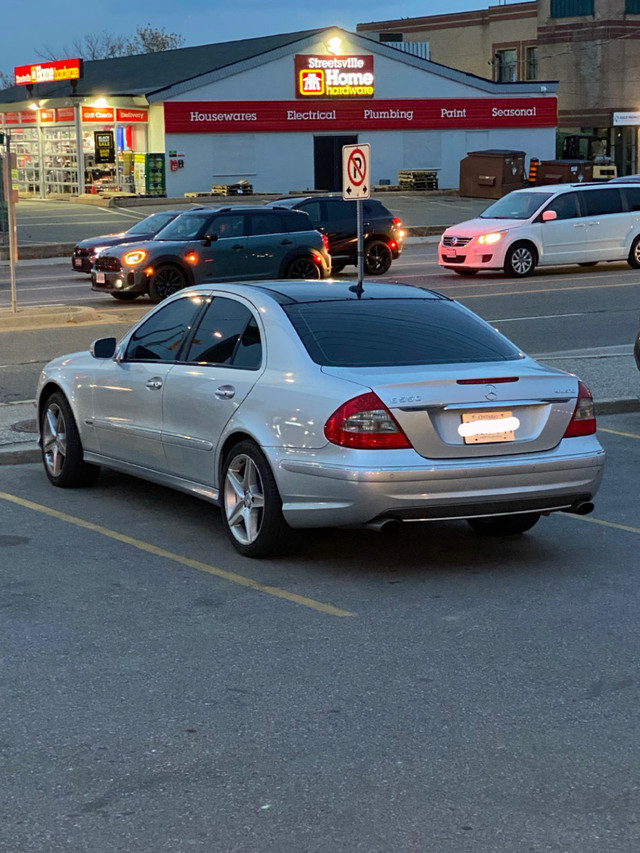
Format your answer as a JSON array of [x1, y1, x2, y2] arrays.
[[270, 439, 605, 528]]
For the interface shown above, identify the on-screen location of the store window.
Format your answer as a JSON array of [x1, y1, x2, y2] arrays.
[[495, 49, 517, 82], [43, 126, 78, 195], [12, 127, 40, 195], [550, 0, 594, 16]]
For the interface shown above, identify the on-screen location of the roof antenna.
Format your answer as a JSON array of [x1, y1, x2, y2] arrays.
[[349, 282, 364, 299]]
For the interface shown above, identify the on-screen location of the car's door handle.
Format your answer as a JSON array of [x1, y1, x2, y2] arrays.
[[146, 377, 163, 390], [215, 384, 236, 399], [280, 239, 293, 245], [231, 243, 244, 250]]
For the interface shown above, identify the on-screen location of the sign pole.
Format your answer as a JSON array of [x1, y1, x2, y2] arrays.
[[2, 133, 18, 313], [356, 199, 363, 289]]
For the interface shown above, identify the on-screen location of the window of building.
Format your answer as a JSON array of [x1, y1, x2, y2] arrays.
[[625, 0, 640, 12], [379, 33, 403, 42], [525, 46, 538, 80], [495, 49, 517, 83], [550, 0, 594, 17]]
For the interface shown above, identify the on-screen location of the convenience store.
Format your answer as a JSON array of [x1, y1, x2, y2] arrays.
[[0, 27, 558, 198]]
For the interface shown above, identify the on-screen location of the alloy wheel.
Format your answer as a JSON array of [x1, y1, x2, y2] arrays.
[[223, 453, 265, 545]]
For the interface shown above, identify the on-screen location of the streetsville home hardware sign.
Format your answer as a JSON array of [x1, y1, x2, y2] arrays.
[[14, 58, 83, 86], [295, 55, 374, 98], [164, 98, 557, 133]]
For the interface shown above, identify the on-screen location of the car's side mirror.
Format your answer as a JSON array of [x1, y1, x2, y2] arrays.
[[90, 337, 117, 359], [542, 209, 558, 221], [202, 234, 217, 246]]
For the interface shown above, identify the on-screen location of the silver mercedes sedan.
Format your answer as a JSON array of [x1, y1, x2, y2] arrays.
[[37, 280, 605, 558]]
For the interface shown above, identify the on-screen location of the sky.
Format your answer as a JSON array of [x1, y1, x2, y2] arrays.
[[0, 0, 518, 78]]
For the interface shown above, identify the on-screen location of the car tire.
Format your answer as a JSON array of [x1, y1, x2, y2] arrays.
[[285, 256, 322, 279], [466, 512, 541, 536], [40, 391, 100, 488], [364, 240, 393, 275], [148, 264, 188, 302], [628, 235, 640, 269], [110, 292, 140, 301], [330, 262, 346, 274], [452, 269, 479, 276], [503, 243, 537, 277], [221, 440, 299, 558]]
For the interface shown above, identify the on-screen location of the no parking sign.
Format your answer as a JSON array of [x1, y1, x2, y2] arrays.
[[342, 143, 370, 200]]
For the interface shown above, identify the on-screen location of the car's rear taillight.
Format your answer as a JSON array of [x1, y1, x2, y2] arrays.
[[321, 233, 330, 252], [563, 380, 596, 437], [324, 392, 411, 449], [392, 217, 402, 227]]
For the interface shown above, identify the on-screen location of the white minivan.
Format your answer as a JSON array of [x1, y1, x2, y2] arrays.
[[439, 182, 640, 277]]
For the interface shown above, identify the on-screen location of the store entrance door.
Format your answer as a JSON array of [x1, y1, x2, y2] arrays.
[[314, 135, 357, 191]]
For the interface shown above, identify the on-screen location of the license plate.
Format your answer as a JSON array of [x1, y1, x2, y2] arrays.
[[95, 272, 106, 284], [460, 410, 516, 444], [73, 258, 83, 268]]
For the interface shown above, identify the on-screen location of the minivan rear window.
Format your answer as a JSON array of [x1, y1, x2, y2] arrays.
[[480, 191, 554, 220], [283, 299, 523, 366]]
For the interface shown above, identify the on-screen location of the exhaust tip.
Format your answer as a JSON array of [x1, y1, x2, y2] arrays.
[[567, 500, 595, 516]]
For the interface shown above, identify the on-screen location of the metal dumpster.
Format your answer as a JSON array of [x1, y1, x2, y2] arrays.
[[459, 149, 527, 199], [534, 160, 594, 185]]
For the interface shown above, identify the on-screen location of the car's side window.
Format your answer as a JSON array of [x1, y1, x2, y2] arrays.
[[249, 212, 284, 236], [184, 297, 262, 369], [623, 187, 640, 212], [581, 188, 623, 217], [124, 296, 205, 361], [326, 199, 356, 227], [545, 192, 581, 220], [298, 201, 322, 226], [210, 214, 245, 239]]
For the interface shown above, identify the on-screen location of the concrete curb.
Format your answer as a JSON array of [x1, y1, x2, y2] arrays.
[[0, 305, 99, 331]]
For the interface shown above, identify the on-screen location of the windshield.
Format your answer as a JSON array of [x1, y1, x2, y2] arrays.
[[154, 213, 213, 241], [480, 191, 554, 220], [126, 212, 178, 236]]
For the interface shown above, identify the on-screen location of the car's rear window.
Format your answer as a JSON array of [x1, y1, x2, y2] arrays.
[[283, 298, 523, 366]]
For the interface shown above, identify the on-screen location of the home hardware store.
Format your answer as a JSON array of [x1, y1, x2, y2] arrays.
[[0, 27, 558, 198]]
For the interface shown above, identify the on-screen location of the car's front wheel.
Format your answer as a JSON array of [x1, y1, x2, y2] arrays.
[[221, 441, 298, 558], [285, 256, 322, 279], [148, 264, 188, 302], [364, 240, 392, 275], [467, 513, 541, 536], [40, 392, 100, 488], [504, 243, 537, 277]]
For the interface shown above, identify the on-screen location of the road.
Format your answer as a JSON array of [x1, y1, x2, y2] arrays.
[[1, 411, 640, 852]]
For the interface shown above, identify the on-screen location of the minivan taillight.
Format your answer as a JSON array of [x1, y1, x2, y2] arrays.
[[563, 380, 596, 437], [324, 392, 411, 449]]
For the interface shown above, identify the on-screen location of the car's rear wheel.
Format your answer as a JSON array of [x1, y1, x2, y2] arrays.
[[504, 242, 537, 277], [110, 292, 139, 301], [41, 392, 100, 488], [628, 235, 640, 268], [364, 240, 392, 275], [285, 256, 321, 279], [148, 264, 188, 302], [452, 268, 479, 276], [467, 513, 541, 536], [330, 262, 346, 274], [221, 440, 298, 558]]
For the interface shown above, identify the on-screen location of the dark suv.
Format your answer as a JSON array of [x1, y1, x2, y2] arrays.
[[91, 206, 332, 302], [265, 195, 404, 274]]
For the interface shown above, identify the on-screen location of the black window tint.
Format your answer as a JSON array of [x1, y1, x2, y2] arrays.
[[211, 214, 245, 239], [545, 192, 581, 220], [124, 296, 204, 361], [185, 297, 261, 368], [298, 201, 322, 225], [283, 299, 522, 367], [326, 199, 356, 226], [284, 211, 311, 233], [582, 188, 623, 216], [623, 186, 640, 211], [249, 212, 283, 236]]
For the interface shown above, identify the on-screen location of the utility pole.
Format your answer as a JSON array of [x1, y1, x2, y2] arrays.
[[1, 131, 18, 313]]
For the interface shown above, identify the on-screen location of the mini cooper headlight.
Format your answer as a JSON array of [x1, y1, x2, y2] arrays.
[[123, 249, 148, 266]]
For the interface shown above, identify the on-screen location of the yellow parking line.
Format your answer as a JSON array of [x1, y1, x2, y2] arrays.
[[0, 491, 355, 618], [568, 513, 640, 536], [599, 427, 640, 440]]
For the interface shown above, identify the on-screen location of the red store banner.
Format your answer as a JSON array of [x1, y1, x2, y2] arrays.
[[81, 106, 115, 123], [116, 108, 148, 122], [55, 107, 76, 122], [39, 109, 55, 123], [164, 98, 557, 134], [3, 112, 20, 125], [19, 111, 37, 124]]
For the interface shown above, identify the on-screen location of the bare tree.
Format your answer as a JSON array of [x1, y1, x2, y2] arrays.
[[37, 24, 185, 62]]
